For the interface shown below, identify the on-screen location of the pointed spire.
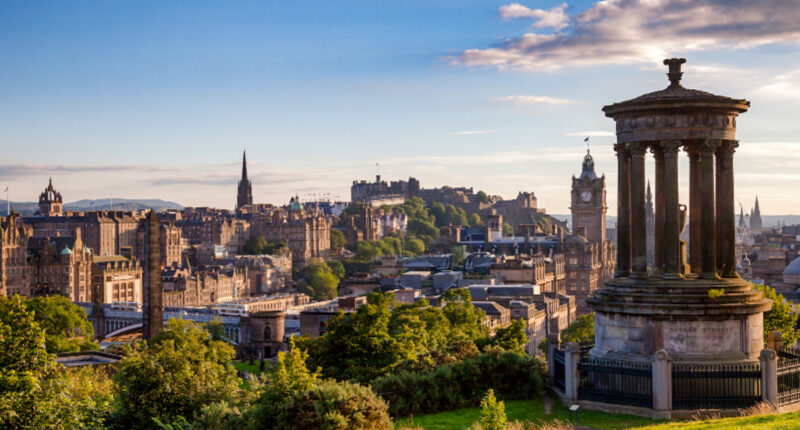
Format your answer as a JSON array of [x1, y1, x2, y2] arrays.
[[241, 150, 248, 181], [753, 196, 760, 215]]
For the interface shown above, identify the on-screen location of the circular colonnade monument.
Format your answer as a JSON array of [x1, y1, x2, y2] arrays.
[[588, 58, 772, 364]]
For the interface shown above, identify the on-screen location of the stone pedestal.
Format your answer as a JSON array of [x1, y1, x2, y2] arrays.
[[760, 349, 778, 405], [564, 342, 581, 403], [652, 349, 672, 417]]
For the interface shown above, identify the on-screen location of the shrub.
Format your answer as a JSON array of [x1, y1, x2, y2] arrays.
[[479, 389, 507, 430], [372, 351, 545, 417], [276, 379, 392, 430]]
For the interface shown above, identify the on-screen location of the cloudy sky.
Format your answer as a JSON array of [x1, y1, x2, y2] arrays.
[[1, 0, 799, 214]]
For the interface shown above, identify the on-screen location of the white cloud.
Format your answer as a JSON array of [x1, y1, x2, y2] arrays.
[[499, 3, 570, 31], [564, 130, 615, 137], [452, 0, 800, 71], [448, 130, 496, 135], [495, 95, 573, 105]]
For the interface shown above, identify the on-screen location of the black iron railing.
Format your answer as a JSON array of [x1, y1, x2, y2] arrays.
[[577, 357, 652, 408], [553, 348, 566, 393], [672, 362, 761, 410], [778, 347, 800, 405]]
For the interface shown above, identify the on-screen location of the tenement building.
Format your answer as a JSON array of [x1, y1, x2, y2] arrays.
[[91, 255, 142, 303]]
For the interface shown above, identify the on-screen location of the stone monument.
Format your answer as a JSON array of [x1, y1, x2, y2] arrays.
[[142, 210, 163, 340], [588, 59, 771, 363]]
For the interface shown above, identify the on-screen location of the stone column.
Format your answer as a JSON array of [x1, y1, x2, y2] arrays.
[[651, 145, 665, 275], [652, 349, 673, 417], [686, 145, 702, 274], [700, 140, 719, 279], [564, 342, 581, 403], [760, 349, 778, 405], [628, 142, 648, 278], [662, 141, 682, 278], [614, 143, 631, 277], [716, 140, 739, 278]]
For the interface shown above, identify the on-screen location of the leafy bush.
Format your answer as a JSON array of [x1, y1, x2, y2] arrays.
[[755, 284, 800, 346], [372, 350, 545, 417], [276, 379, 392, 430], [560, 313, 594, 344]]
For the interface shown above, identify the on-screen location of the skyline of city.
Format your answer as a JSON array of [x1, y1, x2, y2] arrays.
[[2, 1, 800, 214]]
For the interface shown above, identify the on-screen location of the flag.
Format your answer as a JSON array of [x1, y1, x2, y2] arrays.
[[584, 137, 589, 142]]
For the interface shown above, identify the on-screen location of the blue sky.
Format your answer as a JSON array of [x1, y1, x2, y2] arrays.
[[1, 1, 800, 214]]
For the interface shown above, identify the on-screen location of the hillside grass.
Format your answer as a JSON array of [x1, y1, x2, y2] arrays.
[[397, 399, 800, 430], [638, 410, 800, 430], [396, 397, 656, 430]]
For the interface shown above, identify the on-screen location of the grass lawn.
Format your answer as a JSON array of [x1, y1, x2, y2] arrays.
[[396, 397, 658, 430], [232, 361, 263, 374], [638, 411, 800, 430]]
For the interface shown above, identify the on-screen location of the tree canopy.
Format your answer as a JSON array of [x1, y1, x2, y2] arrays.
[[26, 295, 98, 353], [296, 259, 340, 300], [560, 312, 595, 344], [111, 319, 242, 429], [756, 284, 800, 347], [242, 236, 288, 256]]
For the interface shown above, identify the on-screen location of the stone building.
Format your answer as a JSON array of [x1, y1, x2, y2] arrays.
[[91, 256, 142, 304], [27, 229, 94, 301], [162, 264, 247, 307], [136, 219, 182, 266], [249, 199, 331, 266], [219, 254, 292, 295], [0, 212, 32, 297], [37, 178, 63, 216]]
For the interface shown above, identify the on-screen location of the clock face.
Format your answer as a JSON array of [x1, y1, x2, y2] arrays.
[[580, 191, 593, 202]]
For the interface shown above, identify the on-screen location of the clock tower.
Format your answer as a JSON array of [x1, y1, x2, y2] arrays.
[[570, 149, 607, 243]]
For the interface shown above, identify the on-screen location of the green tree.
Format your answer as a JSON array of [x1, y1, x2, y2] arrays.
[[479, 389, 507, 430], [452, 245, 466, 269], [330, 229, 345, 252], [251, 337, 320, 428], [297, 260, 340, 300], [0, 296, 112, 429], [561, 313, 595, 344], [502, 222, 514, 236], [445, 204, 469, 226], [26, 295, 98, 353], [489, 319, 528, 355], [476, 190, 489, 204], [439, 289, 489, 342], [242, 236, 269, 255], [111, 319, 241, 429], [468, 213, 483, 227], [428, 202, 447, 227], [405, 238, 425, 255], [305, 293, 398, 383], [326, 260, 346, 279], [756, 284, 800, 347]]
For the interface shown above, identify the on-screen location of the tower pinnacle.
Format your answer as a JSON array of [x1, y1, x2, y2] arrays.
[[236, 150, 253, 210]]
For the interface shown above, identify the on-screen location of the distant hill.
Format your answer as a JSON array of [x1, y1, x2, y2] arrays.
[[0, 198, 184, 216]]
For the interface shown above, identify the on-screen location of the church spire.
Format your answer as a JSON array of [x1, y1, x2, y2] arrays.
[[241, 150, 248, 181], [236, 150, 253, 210]]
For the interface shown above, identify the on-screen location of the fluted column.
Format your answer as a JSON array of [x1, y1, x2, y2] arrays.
[[662, 141, 682, 278], [615, 143, 631, 277], [651, 145, 665, 275], [716, 140, 739, 277], [700, 140, 720, 279], [686, 145, 702, 274], [629, 142, 648, 278]]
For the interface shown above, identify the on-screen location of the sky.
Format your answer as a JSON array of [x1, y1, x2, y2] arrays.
[[1, 0, 800, 214]]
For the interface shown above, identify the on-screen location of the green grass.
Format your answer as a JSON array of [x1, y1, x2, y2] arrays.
[[396, 397, 657, 430], [232, 361, 264, 374], [638, 411, 800, 430]]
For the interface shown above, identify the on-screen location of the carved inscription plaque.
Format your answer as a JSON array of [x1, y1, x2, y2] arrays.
[[662, 320, 741, 355]]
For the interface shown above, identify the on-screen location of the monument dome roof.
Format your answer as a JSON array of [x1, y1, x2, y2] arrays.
[[784, 257, 800, 275], [603, 58, 749, 117]]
